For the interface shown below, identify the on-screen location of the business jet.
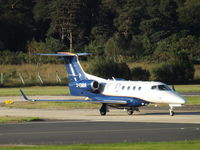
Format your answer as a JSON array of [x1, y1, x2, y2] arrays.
[[20, 52, 186, 116]]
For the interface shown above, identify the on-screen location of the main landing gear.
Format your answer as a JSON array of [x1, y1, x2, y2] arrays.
[[99, 103, 109, 116], [127, 107, 139, 115], [99, 105, 140, 116], [127, 109, 134, 115]]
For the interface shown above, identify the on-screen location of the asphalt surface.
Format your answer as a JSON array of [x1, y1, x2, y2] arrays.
[[0, 121, 200, 145]]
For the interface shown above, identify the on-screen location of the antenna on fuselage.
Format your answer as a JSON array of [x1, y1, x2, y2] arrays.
[[172, 85, 176, 91]]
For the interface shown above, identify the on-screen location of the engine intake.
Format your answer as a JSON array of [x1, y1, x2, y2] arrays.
[[75, 80, 99, 91]]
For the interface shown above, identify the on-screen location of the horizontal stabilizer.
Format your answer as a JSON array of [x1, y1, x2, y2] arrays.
[[34, 52, 91, 57]]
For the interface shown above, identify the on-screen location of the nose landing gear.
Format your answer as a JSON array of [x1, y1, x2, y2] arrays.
[[169, 105, 174, 116], [169, 104, 183, 116]]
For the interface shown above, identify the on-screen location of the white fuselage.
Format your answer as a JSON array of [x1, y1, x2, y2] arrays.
[[99, 80, 186, 105], [85, 69, 186, 106]]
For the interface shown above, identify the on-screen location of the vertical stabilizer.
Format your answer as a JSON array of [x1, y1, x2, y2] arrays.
[[61, 53, 87, 82], [35, 52, 88, 82]]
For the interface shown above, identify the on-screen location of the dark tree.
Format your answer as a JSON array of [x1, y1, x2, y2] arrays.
[[0, 0, 35, 51]]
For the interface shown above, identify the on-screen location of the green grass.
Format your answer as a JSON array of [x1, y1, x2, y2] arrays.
[[0, 116, 42, 123], [0, 101, 99, 109], [0, 86, 70, 96], [0, 141, 200, 150], [0, 64, 68, 86], [0, 96, 198, 110], [173, 85, 200, 93], [184, 96, 200, 105]]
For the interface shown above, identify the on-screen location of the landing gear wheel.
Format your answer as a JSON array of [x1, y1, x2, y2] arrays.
[[170, 111, 174, 116], [169, 105, 175, 116], [100, 111, 106, 116], [127, 110, 133, 115], [99, 103, 108, 116]]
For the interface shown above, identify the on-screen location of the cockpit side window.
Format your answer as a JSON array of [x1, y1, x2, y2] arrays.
[[158, 85, 170, 91]]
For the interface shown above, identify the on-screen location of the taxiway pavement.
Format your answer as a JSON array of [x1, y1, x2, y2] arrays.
[[0, 107, 200, 124], [0, 121, 200, 145], [0, 96, 200, 124], [0, 95, 200, 145]]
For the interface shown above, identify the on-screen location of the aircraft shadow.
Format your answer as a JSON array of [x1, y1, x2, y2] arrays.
[[141, 111, 200, 116], [88, 111, 200, 117]]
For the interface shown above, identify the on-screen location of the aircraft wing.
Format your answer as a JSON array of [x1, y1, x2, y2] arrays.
[[20, 89, 127, 104]]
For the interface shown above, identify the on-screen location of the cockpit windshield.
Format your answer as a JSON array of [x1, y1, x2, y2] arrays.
[[151, 85, 171, 91]]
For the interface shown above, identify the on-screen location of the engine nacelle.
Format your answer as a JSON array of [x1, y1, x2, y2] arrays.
[[75, 80, 99, 91]]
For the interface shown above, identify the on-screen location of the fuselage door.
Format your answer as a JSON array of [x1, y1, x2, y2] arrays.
[[115, 83, 121, 92]]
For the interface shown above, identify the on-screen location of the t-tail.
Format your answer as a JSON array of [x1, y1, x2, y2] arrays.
[[36, 52, 103, 96], [37, 52, 88, 82], [62, 53, 88, 82]]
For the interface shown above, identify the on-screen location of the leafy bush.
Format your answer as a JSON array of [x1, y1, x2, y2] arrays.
[[26, 37, 66, 53], [0, 50, 29, 64], [0, 50, 61, 64], [151, 55, 194, 84], [154, 34, 200, 63], [130, 67, 150, 81], [88, 57, 130, 79], [104, 34, 124, 62]]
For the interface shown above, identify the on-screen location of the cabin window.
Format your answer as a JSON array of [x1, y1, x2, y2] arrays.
[[127, 86, 130, 90], [133, 86, 136, 90], [138, 87, 141, 90], [122, 86, 125, 90], [151, 86, 157, 90]]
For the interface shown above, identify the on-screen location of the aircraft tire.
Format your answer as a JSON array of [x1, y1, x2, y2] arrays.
[[127, 110, 133, 115], [170, 111, 174, 116], [100, 111, 106, 116]]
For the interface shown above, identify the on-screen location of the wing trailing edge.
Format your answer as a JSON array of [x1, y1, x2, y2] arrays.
[[20, 89, 127, 104]]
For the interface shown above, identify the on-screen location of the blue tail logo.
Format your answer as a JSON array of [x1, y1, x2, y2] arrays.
[[35, 52, 95, 96], [62, 54, 87, 82]]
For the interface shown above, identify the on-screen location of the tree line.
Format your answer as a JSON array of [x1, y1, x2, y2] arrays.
[[0, 0, 200, 84]]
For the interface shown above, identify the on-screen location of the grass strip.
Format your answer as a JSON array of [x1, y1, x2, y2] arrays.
[[0, 116, 42, 123], [0, 96, 199, 110], [0, 140, 200, 150], [0, 101, 99, 109], [184, 96, 200, 105], [0, 85, 200, 97], [0, 86, 70, 96], [173, 84, 200, 93]]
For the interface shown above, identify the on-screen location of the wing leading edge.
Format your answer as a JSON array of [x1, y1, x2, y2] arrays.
[[20, 89, 127, 104]]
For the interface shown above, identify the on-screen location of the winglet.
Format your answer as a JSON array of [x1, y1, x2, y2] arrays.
[[20, 89, 29, 101]]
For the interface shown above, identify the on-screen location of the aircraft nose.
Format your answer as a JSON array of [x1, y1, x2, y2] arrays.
[[175, 96, 186, 104]]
